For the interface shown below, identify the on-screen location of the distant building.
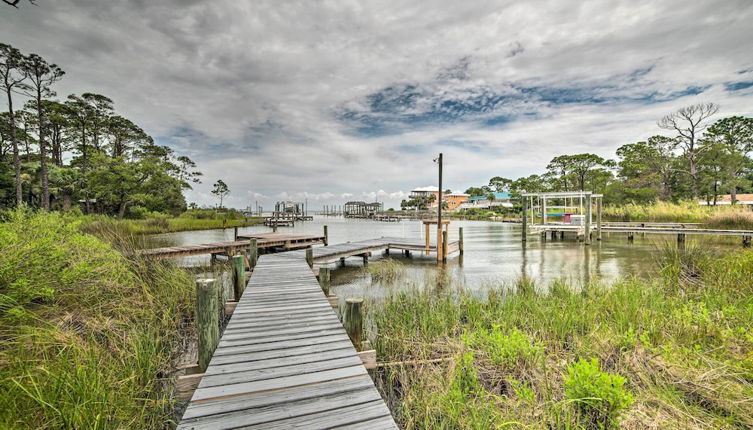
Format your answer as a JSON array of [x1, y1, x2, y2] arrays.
[[699, 194, 753, 206], [457, 192, 513, 210], [444, 192, 470, 210]]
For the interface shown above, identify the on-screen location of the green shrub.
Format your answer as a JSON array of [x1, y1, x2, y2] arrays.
[[564, 358, 634, 429], [465, 326, 542, 368], [364, 259, 406, 283]]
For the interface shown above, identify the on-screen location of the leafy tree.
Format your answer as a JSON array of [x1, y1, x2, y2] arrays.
[[0, 43, 26, 205], [616, 136, 677, 201], [488, 176, 512, 192], [212, 179, 230, 208], [658, 102, 719, 198], [20, 53, 64, 210], [704, 116, 753, 203], [547, 153, 614, 191], [465, 186, 490, 197]]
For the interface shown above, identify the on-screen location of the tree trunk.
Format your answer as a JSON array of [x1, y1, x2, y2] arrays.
[[731, 186, 737, 205], [689, 157, 699, 199], [117, 200, 128, 219], [37, 89, 49, 211], [6, 89, 22, 206]]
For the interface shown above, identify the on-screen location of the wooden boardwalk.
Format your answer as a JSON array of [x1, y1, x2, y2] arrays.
[[139, 233, 325, 259], [289, 237, 460, 264], [178, 253, 398, 429]]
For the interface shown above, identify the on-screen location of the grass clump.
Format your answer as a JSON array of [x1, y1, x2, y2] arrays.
[[364, 259, 407, 283], [602, 201, 743, 223], [370, 245, 753, 428], [0, 208, 195, 428], [564, 358, 634, 429], [704, 210, 753, 230]]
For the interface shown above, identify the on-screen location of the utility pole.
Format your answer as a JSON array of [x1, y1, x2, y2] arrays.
[[435, 153, 443, 262]]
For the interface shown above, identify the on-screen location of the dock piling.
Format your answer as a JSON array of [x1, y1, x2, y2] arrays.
[[744, 235, 752, 248], [521, 197, 527, 242], [677, 233, 686, 249], [195, 279, 219, 373], [584, 193, 592, 245], [248, 238, 258, 269], [343, 298, 363, 350], [318, 267, 331, 296], [233, 226, 238, 240], [323, 225, 329, 246], [442, 230, 448, 262], [306, 248, 313, 268], [231, 255, 245, 301], [459, 227, 464, 254]]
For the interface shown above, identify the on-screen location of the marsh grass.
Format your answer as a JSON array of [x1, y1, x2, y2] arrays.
[[0, 208, 195, 428], [79, 214, 263, 236], [704, 210, 753, 230], [603, 201, 748, 224], [364, 259, 407, 283], [369, 246, 753, 429]]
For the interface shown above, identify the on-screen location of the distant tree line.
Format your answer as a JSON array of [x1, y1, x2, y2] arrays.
[[466, 103, 753, 206], [0, 43, 202, 217]]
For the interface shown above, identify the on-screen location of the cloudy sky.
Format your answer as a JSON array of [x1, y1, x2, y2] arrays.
[[3, 1, 753, 209]]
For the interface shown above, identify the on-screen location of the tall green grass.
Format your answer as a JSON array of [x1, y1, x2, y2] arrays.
[[79, 214, 263, 235], [369, 246, 753, 428], [0, 208, 195, 428], [602, 200, 749, 224]]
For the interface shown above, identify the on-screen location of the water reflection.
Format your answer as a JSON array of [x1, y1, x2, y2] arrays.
[[144, 217, 741, 297]]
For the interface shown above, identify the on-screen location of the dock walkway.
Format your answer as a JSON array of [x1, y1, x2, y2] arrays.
[[178, 253, 398, 429], [139, 233, 325, 259]]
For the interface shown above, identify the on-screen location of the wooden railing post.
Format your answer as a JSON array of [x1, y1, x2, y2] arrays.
[[248, 238, 258, 269], [231, 255, 245, 301], [319, 267, 331, 296], [344, 298, 363, 350], [196, 279, 219, 373]]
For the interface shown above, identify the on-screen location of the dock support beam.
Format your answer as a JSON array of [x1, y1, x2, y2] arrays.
[[323, 225, 329, 246], [343, 298, 363, 350], [318, 267, 331, 296], [521, 198, 527, 242], [248, 238, 258, 269], [231, 255, 245, 301], [596, 197, 602, 241], [196, 279, 219, 373], [584, 193, 592, 245], [459, 227, 464, 254], [306, 248, 313, 268]]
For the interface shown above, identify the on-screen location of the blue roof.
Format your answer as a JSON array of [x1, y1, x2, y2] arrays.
[[468, 192, 510, 200]]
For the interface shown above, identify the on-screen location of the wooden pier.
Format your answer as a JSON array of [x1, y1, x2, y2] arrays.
[[138, 233, 325, 259], [177, 253, 398, 429], [530, 224, 753, 246], [306, 236, 461, 264]]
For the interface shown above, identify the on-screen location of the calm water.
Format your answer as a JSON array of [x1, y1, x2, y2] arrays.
[[145, 217, 739, 300]]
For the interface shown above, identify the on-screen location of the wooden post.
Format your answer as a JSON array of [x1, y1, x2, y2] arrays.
[[424, 222, 430, 255], [231, 255, 245, 301], [362, 253, 369, 266], [521, 197, 528, 242], [272, 222, 277, 233], [542, 195, 547, 225], [248, 238, 258, 269], [442, 230, 448, 262], [627, 232, 634, 243], [596, 197, 602, 241], [343, 298, 363, 350], [318, 267, 331, 296], [306, 248, 313, 268], [459, 227, 464, 254], [677, 233, 686, 250], [323, 225, 329, 246], [233, 226, 238, 240], [743, 235, 752, 248], [584, 193, 592, 245], [195, 279, 219, 373]]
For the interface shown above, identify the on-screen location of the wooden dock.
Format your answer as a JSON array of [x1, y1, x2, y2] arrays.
[[177, 253, 398, 429], [301, 237, 461, 264], [139, 233, 325, 259]]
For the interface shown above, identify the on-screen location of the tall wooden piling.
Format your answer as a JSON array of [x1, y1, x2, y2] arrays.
[[343, 298, 363, 350], [248, 238, 258, 269], [231, 255, 245, 301], [318, 267, 331, 296], [596, 197, 602, 241], [323, 225, 329, 246], [442, 230, 448, 262], [233, 226, 238, 240], [306, 248, 313, 268], [677, 233, 686, 250], [195, 279, 219, 373], [584, 193, 592, 245], [521, 197, 528, 242], [459, 227, 464, 254]]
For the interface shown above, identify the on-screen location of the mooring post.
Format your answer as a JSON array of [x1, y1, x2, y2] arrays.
[[343, 298, 363, 350], [231, 255, 245, 301], [233, 226, 238, 241], [195, 279, 219, 373], [521, 197, 528, 242], [596, 197, 602, 241], [677, 233, 686, 250], [248, 238, 258, 269], [318, 267, 331, 296], [584, 193, 592, 245], [442, 230, 449, 262], [323, 225, 329, 246], [424, 222, 430, 255], [459, 227, 464, 254], [306, 248, 313, 268]]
